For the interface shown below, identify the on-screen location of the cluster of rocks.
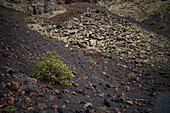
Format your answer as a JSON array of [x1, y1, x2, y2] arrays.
[[27, 8, 169, 70], [98, 0, 170, 22], [0, 0, 64, 16]]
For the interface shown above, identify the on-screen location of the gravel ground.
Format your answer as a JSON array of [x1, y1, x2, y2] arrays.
[[0, 2, 170, 113]]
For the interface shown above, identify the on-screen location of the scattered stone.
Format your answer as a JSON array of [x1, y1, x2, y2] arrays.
[[63, 89, 70, 94], [37, 103, 47, 111], [104, 99, 111, 107], [38, 93, 44, 97], [50, 94, 55, 100], [6, 82, 11, 88], [51, 105, 58, 109], [0, 73, 5, 77], [76, 89, 85, 95], [25, 97, 31, 105], [71, 92, 77, 95], [46, 85, 53, 90], [124, 86, 131, 92], [115, 88, 119, 93], [29, 92, 34, 98], [54, 89, 60, 95], [73, 83, 79, 87], [107, 93, 112, 97], [8, 96, 15, 104], [115, 108, 121, 113], [111, 98, 120, 102], [124, 105, 128, 109], [126, 100, 133, 106], [57, 107, 63, 113], [25, 88, 33, 94], [28, 107, 34, 111], [58, 93, 63, 99], [145, 108, 152, 113], [106, 84, 111, 88], [84, 102, 93, 108], [98, 93, 104, 97], [8, 68, 15, 75], [12, 81, 20, 91], [65, 100, 70, 104]]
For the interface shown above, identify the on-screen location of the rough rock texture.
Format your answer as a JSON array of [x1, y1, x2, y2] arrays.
[[27, 7, 170, 71], [0, 0, 62, 15], [98, 0, 170, 22]]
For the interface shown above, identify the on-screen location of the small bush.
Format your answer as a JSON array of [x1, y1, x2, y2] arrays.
[[116, 71, 124, 78], [99, 107, 106, 113], [44, 36, 50, 41], [150, 21, 157, 25], [4, 105, 17, 112], [25, 19, 36, 24], [88, 59, 96, 65], [158, 24, 167, 29], [30, 51, 75, 86], [127, 72, 137, 79]]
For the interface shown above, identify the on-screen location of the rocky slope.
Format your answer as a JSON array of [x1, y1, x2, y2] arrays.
[[27, 4, 169, 72], [0, 1, 170, 113]]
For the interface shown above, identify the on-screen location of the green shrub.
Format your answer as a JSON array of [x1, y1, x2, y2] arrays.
[[4, 105, 17, 112], [88, 59, 96, 65], [158, 24, 167, 29], [127, 72, 137, 79], [99, 107, 106, 113], [30, 51, 75, 86], [25, 19, 36, 24], [44, 36, 50, 41], [116, 71, 124, 78], [150, 21, 157, 25]]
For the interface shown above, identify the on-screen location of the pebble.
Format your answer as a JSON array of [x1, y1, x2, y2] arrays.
[[65, 100, 70, 104], [8, 68, 15, 75], [145, 108, 152, 113], [38, 93, 44, 97], [106, 84, 111, 88], [54, 89, 60, 95], [8, 96, 15, 104], [115, 108, 120, 113], [107, 93, 112, 97], [126, 100, 133, 106], [76, 89, 85, 95], [71, 91, 77, 95], [51, 105, 58, 109], [25, 97, 31, 105], [124, 86, 131, 92], [58, 93, 63, 99], [124, 105, 129, 109], [57, 107, 63, 113], [148, 100, 154, 106], [12, 81, 20, 91], [110, 98, 120, 102], [25, 88, 33, 94], [104, 99, 111, 107], [46, 85, 53, 90]]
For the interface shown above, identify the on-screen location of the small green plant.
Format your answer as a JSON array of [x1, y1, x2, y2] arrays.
[[30, 51, 75, 86], [150, 21, 157, 25], [88, 59, 96, 65], [44, 36, 50, 41], [116, 71, 124, 78], [158, 24, 167, 29], [147, 75, 153, 79], [25, 19, 36, 24], [127, 72, 137, 79], [99, 107, 106, 113], [4, 105, 17, 112]]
